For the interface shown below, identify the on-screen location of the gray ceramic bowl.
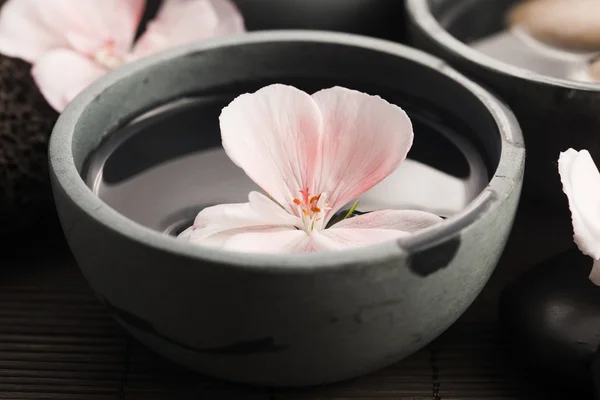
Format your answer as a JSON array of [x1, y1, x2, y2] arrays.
[[49, 31, 524, 386], [405, 0, 600, 208], [231, 0, 406, 42]]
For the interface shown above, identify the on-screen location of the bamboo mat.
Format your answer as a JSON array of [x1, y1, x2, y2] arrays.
[[0, 202, 576, 400]]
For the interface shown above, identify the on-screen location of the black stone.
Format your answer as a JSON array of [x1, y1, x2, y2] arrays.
[[499, 248, 600, 395]]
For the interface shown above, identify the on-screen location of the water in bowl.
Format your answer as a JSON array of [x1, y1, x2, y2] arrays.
[[83, 80, 489, 237], [465, 1, 599, 82], [471, 29, 598, 82]]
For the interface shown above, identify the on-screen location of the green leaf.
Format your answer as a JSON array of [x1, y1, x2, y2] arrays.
[[325, 202, 367, 229], [341, 200, 360, 221]]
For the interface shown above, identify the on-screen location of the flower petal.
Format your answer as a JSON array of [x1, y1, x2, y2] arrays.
[[179, 191, 299, 241], [310, 86, 413, 217], [63, 0, 144, 55], [331, 209, 443, 232], [31, 49, 106, 111], [310, 228, 409, 252], [132, 0, 245, 59], [0, 0, 66, 62], [0, 0, 144, 62], [219, 84, 323, 211], [558, 148, 600, 259], [180, 225, 305, 251], [218, 227, 312, 253]]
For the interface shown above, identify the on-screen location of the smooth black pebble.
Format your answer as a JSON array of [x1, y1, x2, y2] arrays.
[[499, 248, 600, 396]]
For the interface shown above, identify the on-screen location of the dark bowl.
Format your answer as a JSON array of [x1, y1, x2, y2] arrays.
[[405, 0, 600, 210], [231, 0, 407, 42], [145, 0, 407, 42]]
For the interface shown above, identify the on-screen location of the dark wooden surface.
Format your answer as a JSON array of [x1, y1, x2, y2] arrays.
[[0, 201, 577, 399]]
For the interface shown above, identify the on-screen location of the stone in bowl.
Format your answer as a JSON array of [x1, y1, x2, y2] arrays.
[[405, 0, 600, 210], [49, 31, 524, 386]]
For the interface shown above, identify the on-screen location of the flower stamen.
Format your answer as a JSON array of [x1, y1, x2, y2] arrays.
[[94, 39, 124, 70], [292, 188, 330, 233]]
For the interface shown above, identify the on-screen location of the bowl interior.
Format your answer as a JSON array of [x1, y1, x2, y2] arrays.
[[74, 39, 502, 237], [427, 0, 516, 44], [424, 0, 598, 81]]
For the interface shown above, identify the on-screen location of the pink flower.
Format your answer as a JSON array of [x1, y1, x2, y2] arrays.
[[0, 0, 245, 111], [178, 84, 443, 253], [558, 148, 600, 285]]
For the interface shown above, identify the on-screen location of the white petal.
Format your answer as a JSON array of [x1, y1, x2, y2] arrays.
[[331, 209, 443, 232], [178, 225, 194, 241], [0, 0, 143, 62], [31, 49, 106, 111], [309, 228, 409, 252], [0, 0, 67, 61], [219, 227, 312, 253], [132, 0, 245, 59], [248, 191, 296, 222], [558, 148, 600, 259], [180, 191, 299, 241]]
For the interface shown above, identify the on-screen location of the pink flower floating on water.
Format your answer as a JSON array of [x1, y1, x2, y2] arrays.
[[179, 84, 444, 253], [0, 0, 245, 111], [558, 148, 600, 285]]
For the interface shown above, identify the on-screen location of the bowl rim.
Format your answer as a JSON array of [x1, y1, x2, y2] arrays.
[[405, 0, 600, 91], [49, 30, 524, 273]]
